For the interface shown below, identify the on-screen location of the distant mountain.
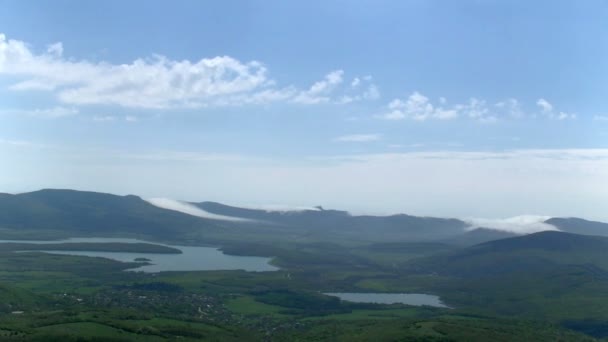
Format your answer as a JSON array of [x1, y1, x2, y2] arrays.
[[0, 190, 470, 243], [3, 189, 606, 247], [442, 228, 519, 246], [545, 217, 608, 237], [0, 189, 221, 240], [195, 201, 469, 242], [414, 231, 608, 277], [471, 230, 608, 253]]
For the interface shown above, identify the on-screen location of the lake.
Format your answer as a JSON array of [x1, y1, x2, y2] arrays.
[[324, 292, 448, 308], [0, 237, 278, 273]]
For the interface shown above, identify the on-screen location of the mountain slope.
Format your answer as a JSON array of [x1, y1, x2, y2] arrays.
[[4, 189, 606, 247], [0, 189, 221, 240], [0, 189, 469, 244], [442, 228, 519, 246], [196, 201, 468, 242], [546, 217, 608, 237], [414, 231, 608, 277]]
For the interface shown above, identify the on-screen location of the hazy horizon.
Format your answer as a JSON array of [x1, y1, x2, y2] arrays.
[[1, 1, 606, 221]]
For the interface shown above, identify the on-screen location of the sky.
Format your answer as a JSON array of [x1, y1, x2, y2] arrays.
[[1, 0, 607, 221]]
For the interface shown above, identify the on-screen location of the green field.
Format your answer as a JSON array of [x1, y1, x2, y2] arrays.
[[0, 232, 606, 341]]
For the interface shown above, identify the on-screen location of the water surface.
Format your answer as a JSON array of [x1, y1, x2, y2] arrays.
[[0, 238, 278, 273], [324, 292, 448, 308]]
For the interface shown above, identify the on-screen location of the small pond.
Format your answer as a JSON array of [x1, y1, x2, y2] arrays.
[[324, 292, 448, 308]]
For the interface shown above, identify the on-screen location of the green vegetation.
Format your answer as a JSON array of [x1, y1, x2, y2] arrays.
[[275, 317, 595, 341], [0, 230, 606, 340], [1, 190, 608, 340], [226, 296, 288, 317]]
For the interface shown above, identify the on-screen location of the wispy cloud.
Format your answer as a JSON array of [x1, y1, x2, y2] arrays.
[[0, 106, 78, 118], [93, 115, 142, 123], [92, 115, 116, 122], [145, 198, 254, 222], [378, 92, 459, 121], [333, 134, 381, 142], [4, 146, 607, 221], [465, 215, 558, 234], [536, 98, 576, 120], [235, 203, 322, 212], [377, 92, 578, 122], [0, 138, 52, 149], [377, 91, 495, 122], [119, 150, 255, 163], [494, 98, 523, 118], [292, 70, 344, 104], [0, 33, 377, 109]]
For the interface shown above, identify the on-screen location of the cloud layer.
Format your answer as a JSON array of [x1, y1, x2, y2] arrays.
[[465, 215, 559, 234], [4, 144, 606, 222], [378, 91, 575, 122], [145, 197, 253, 222], [334, 134, 381, 142], [0, 33, 377, 109]]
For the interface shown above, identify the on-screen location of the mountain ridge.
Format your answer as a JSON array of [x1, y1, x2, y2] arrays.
[[1, 189, 607, 246]]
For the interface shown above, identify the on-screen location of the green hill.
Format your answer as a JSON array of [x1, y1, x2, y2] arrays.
[[415, 231, 608, 277], [2, 189, 607, 249], [196, 201, 469, 242], [0, 189, 471, 244], [546, 217, 608, 237], [0, 189, 221, 241]]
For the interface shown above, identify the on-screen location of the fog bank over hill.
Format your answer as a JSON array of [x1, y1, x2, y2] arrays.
[[464, 216, 559, 234], [152, 197, 563, 235], [145, 198, 254, 222]]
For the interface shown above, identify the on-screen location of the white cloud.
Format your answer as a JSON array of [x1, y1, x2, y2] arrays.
[[379, 94, 578, 122], [145, 198, 253, 222], [457, 98, 496, 122], [93, 115, 116, 122], [362, 84, 380, 100], [536, 98, 553, 113], [4, 147, 608, 222], [0, 32, 267, 108], [536, 98, 576, 120], [291, 70, 380, 105], [495, 98, 523, 118], [334, 134, 381, 142], [30, 106, 78, 118], [0, 106, 78, 118], [94, 114, 140, 123], [292, 70, 344, 104], [465, 215, 558, 234], [120, 150, 254, 163], [382, 110, 406, 120], [378, 91, 460, 121], [0, 138, 51, 149], [0, 33, 376, 109], [46, 42, 63, 57]]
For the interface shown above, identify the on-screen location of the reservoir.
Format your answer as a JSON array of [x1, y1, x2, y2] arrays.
[[0, 237, 278, 273], [324, 292, 448, 308]]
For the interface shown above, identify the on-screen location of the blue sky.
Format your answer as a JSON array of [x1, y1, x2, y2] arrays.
[[1, 1, 607, 220]]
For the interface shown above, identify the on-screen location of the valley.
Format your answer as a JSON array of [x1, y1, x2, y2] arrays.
[[0, 190, 606, 340]]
